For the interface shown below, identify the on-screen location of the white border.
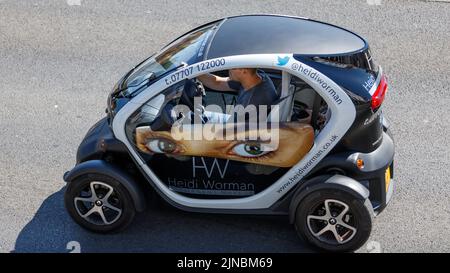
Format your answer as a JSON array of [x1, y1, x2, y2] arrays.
[[112, 54, 356, 209]]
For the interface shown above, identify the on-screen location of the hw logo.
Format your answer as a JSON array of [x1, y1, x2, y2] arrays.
[[193, 157, 229, 178], [276, 56, 290, 66]]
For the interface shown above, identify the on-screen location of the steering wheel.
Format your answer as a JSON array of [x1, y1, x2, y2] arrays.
[[179, 78, 206, 113], [150, 79, 207, 131]]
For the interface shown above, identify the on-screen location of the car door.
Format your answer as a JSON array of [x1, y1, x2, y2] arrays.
[[123, 63, 322, 199]]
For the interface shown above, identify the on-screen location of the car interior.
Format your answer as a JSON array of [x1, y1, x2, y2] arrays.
[[127, 68, 330, 150], [203, 69, 329, 132]]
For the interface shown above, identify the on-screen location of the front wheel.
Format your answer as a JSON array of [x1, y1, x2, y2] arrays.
[[294, 190, 372, 252], [64, 174, 136, 233]]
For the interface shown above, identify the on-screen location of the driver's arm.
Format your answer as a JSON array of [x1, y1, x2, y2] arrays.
[[197, 73, 235, 92]]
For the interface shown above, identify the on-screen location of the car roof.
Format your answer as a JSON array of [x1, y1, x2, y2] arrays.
[[205, 15, 368, 59]]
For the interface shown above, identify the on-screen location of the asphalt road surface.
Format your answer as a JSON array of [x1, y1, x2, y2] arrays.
[[0, 0, 449, 253]]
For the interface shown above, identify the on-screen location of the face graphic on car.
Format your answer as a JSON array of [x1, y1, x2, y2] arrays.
[[135, 122, 314, 168]]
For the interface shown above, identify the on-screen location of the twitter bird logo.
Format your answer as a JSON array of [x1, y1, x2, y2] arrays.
[[276, 56, 290, 66]]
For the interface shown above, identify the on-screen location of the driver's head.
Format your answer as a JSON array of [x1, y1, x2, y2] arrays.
[[228, 68, 258, 82]]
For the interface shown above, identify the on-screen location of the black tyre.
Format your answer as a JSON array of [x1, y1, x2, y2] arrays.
[[294, 190, 372, 252], [64, 173, 136, 233]]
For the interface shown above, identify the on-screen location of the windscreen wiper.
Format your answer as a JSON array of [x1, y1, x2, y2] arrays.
[[128, 62, 188, 97], [115, 62, 188, 98], [152, 62, 188, 82]]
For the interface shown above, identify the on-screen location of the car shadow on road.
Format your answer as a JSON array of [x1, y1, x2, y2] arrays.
[[13, 187, 314, 253]]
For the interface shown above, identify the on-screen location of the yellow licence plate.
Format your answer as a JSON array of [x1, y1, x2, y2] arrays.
[[385, 167, 391, 192]]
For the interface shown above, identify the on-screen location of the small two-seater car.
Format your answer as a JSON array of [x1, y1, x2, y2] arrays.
[[63, 15, 395, 252]]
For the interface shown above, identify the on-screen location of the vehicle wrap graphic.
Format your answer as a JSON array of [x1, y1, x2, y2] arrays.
[[112, 54, 356, 209], [134, 122, 314, 168]]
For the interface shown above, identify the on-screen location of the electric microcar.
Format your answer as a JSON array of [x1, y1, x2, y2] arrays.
[[63, 15, 395, 252]]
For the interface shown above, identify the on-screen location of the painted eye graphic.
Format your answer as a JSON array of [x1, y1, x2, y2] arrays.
[[146, 138, 177, 154], [232, 142, 271, 158]]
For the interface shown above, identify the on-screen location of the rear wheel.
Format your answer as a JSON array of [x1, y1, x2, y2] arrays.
[[64, 174, 136, 233], [294, 190, 372, 252]]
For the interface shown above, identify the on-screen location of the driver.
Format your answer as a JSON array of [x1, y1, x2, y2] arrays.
[[197, 68, 278, 123]]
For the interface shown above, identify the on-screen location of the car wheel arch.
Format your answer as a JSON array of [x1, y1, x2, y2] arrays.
[[64, 160, 147, 212], [288, 174, 372, 224]]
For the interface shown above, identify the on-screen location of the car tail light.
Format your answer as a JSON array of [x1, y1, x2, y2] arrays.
[[371, 74, 388, 111]]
